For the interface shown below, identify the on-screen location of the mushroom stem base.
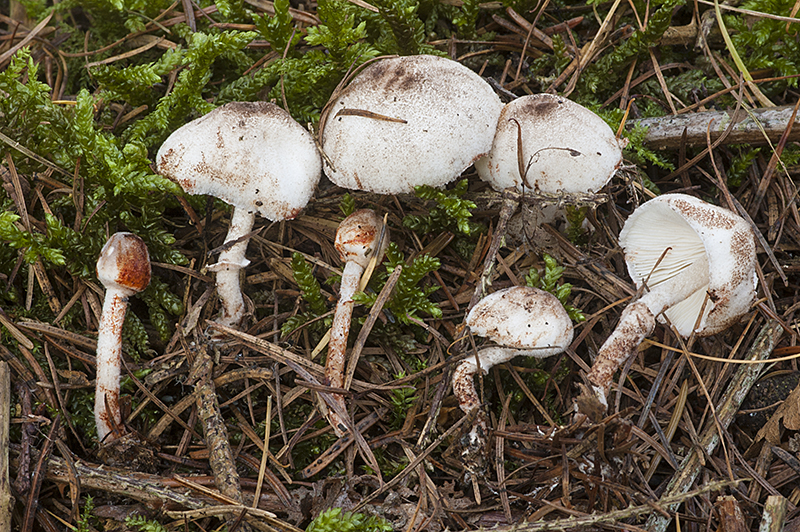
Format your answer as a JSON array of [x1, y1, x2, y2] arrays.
[[95, 290, 128, 443]]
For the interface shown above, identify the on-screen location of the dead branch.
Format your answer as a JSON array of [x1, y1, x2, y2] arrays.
[[628, 105, 800, 149], [0, 363, 12, 532]]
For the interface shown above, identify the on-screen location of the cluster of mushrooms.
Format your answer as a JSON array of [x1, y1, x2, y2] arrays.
[[92, 55, 758, 474]]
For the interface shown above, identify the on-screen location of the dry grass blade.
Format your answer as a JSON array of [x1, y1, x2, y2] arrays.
[[0, 13, 52, 67]]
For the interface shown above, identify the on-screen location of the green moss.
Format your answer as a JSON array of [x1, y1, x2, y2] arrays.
[[307, 507, 393, 532]]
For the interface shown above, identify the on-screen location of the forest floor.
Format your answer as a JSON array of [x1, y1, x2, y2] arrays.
[[1, 0, 800, 531]]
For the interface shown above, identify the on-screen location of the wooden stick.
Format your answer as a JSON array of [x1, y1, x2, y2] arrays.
[[628, 105, 800, 149], [0, 363, 11, 532]]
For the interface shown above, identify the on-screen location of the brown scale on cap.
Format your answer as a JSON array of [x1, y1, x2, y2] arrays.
[[97, 233, 151, 295], [335, 209, 382, 266]]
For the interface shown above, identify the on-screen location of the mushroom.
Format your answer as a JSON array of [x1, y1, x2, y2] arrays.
[[157, 101, 322, 327], [579, 194, 757, 416], [95, 232, 151, 443], [476, 93, 625, 194], [468, 94, 626, 310], [321, 54, 503, 195], [455, 286, 573, 474], [325, 209, 389, 435]]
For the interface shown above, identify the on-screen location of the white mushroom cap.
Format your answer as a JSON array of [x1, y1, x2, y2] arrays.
[[466, 286, 574, 356], [321, 55, 503, 194], [475, 94, 624, 194], [156, 101, 321, 221], [334, 209, 389, 270], [620, 193, 757, 337], [96, 232, 151, 297]]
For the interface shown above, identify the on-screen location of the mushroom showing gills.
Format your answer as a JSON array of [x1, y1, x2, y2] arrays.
[[321, 54, 502, 195], [95, 232, 151, 443], [455, 286, 573, 469], [579, 194, 757, 417], [157, 102, 322, 327], [325, 209, 388, 436]]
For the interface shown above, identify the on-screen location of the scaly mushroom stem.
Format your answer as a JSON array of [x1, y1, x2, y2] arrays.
[[325, 260, 363, 435], [585, 255, 710, 409], [210, 207, 256, 327], [95, 288, 127, 442], [324, 209, 388, 437]]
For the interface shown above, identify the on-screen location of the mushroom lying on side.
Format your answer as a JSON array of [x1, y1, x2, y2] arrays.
[[321, 54, 503, 195], [578, 194, 757, 417], [455, 286, 574, 476], [95, 233, 151, 443], [157, 101, 322, 327], [325, 209, 389, 436]]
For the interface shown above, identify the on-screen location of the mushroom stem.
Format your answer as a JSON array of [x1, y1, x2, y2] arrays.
[[95, 288, 128, 443], [94, 232, 150, 444], [467, 193, 518, 312], [325, 260, 364, 435], [211, 207, 256, 327], [585, 255, 710, 408]]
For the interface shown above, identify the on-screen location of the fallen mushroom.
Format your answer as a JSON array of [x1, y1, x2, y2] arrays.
[[469, 94, 625, 310], [325, 209, 389, 436], [157, 101, 322, 327], [578, 194, 757, 417], [321, 54, 503, 195], [95, 232, 151, 443], [455, 286, 573, 477]]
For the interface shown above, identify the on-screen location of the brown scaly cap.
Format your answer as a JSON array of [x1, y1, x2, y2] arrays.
[[97, 233, 151, 296], [335, 209, 389, 270], [321, 55, 503, 194]]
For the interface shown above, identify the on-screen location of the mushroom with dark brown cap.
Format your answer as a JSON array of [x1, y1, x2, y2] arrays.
[[325, 209, 389, 436], [157, 101, 322, 327], [456, 285, 574, 481], [95, 232, 151, 443], [321, 54, 503, 195], [578, 193, 757, 417]]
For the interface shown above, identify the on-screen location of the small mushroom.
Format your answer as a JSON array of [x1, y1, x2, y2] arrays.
[[95, 232, 151, 443], [476, 94, 625, 194], [321, 55, 503, 194], [157, 102, 321, 327], [579, 194, 757, 416], [468, 94, 625, 311], [325, 209, 389, 435], [455, 286, 573, 472]]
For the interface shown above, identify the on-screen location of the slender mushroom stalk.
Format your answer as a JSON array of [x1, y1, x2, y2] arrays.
[[578, 194, 757, 417], [325, 209, 388, 436], [456, 286, 573, 478], [95, 233, 151, 443], [471, 94, 625, 309], [157, 101, 321, 327]]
